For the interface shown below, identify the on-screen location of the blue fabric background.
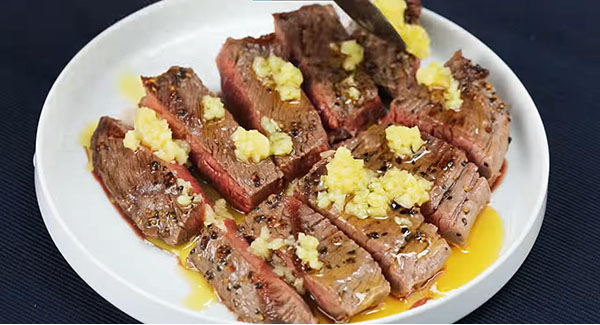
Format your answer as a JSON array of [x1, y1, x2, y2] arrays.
[[1, 0, 598, 323]]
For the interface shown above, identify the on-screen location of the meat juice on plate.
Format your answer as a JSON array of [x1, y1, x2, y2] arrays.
[[101, 72, 505, 321], [146, 184, 503, 322]]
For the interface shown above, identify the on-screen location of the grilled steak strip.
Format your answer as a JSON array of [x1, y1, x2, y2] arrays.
[[217, 34, 329, 180], [141, 67, 284, 213], [240, 195, 390, 322], [273, 4, 385, 142], [388, 51, 510, 183], [341, 122, 490, 246], [353, 28, 420, 100], [91, 116, 206, 245], [188, 219, 316, 323], [296, 157, 450, 297]]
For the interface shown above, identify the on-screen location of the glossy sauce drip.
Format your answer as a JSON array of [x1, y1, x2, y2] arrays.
[[146, 237, 218, 310], [348, 206, 504, 323], [119, 71, 146, 104]]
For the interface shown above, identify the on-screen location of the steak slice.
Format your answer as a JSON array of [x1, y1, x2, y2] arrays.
[[352, 0, 423, 99], [188, 219, 316, 323], [217, 34, 329, 180], [296, 158, 450, 297], [91, 116, 207, 245], [239, 195, 390, 322], [341, 122, 490, 246], [141, 67, 284, 213], [353, 29, 420, 100], [273, 4, 385, 142], [388, 51, 511, 183]]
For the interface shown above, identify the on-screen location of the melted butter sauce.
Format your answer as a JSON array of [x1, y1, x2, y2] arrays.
[[145, 236, 218, 310], [119, 71, 146, 104], [349, 206, 504, 323]]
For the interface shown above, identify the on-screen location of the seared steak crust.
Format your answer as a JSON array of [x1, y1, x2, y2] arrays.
[[217, 34, 329, 180], [91, 117, 206, 245], [341, 123, 490, 246], [188, 219, 316, 324], [141, 67, 283, 212], [353, 28, 421, 99], [388, 51, 510, 183], [240, 195, 390, 322], [296, 157, 450, 297], [273, 4, 385, 141]]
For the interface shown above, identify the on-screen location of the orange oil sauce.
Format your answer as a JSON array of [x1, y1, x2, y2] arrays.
[[348, 205, 504, 323], [118, 71, 145, 104]]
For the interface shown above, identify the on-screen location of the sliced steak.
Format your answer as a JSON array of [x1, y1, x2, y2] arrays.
[[296, 158, 450, 297], [217, 34, 329, 180], [352, 0, 423, 99], [273, 4, 385, 142], [388, 51, 511, 183], [141, 67, 284, 213], [341, 122, 490, 246], [91, 116, 206, 245], [188, 219, 316, 323], [240, 195, 390, 322], [353, 28, 420, 100]]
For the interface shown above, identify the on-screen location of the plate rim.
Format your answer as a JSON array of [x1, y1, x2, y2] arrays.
[[34, 0, 550, 323]]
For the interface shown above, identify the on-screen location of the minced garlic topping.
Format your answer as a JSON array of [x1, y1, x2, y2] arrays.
[[385, 125, 424, 158], [317, 147, 371, 211], [296, 233, 323, 270], [204, 199, 233, 230], [123, 107, 190, 164], [269, 132, 293, 156], [231, 127, 271, 163], [261, 117, 281, 135], [260, 117, 293, 156], [373, 0, 431, 59], [231, 125, 292, 163], [318, 147, 433, 219], [416, 62, 463, 110], [252, 55, 303, 101], [340, 40, 364, 71], [201, 95, 225, 121], [249, 226, 295, 260], [341, 74, 362, 102], [176, 178, 204, 207]]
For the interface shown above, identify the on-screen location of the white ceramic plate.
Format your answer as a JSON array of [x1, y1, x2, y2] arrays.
[[34, 0, 549, 323]]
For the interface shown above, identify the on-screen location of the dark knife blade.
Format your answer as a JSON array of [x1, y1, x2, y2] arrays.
[[334, 0, 406, 50]]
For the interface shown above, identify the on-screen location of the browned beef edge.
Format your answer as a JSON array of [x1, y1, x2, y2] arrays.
[[240, 195, 390, 321], [296, 157, 450, 297], [341, 122, 491, 246], [188, 218, 316, 323], [91, 116, 206, 245], [140, 67, 283, 212], [216, 34, 329, 180], [273, 4, 385, 141]]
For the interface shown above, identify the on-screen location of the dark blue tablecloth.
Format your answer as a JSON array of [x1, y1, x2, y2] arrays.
[[1, 0, 598, 323]]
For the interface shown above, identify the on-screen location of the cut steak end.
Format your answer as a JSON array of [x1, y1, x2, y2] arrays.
[[217, 34, 329, 180], [273, 4, 385, 141], [296, 158, 450, 297], [188, 219, 316, 324], [353, 28, 421, 100], [387, 51, 511, 183], [140, 67, 284, 212], [91, 116, 207, 245], [352, 0, 423, 99], [239, 195, 390, 322], [341, 122, 491, 246]]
